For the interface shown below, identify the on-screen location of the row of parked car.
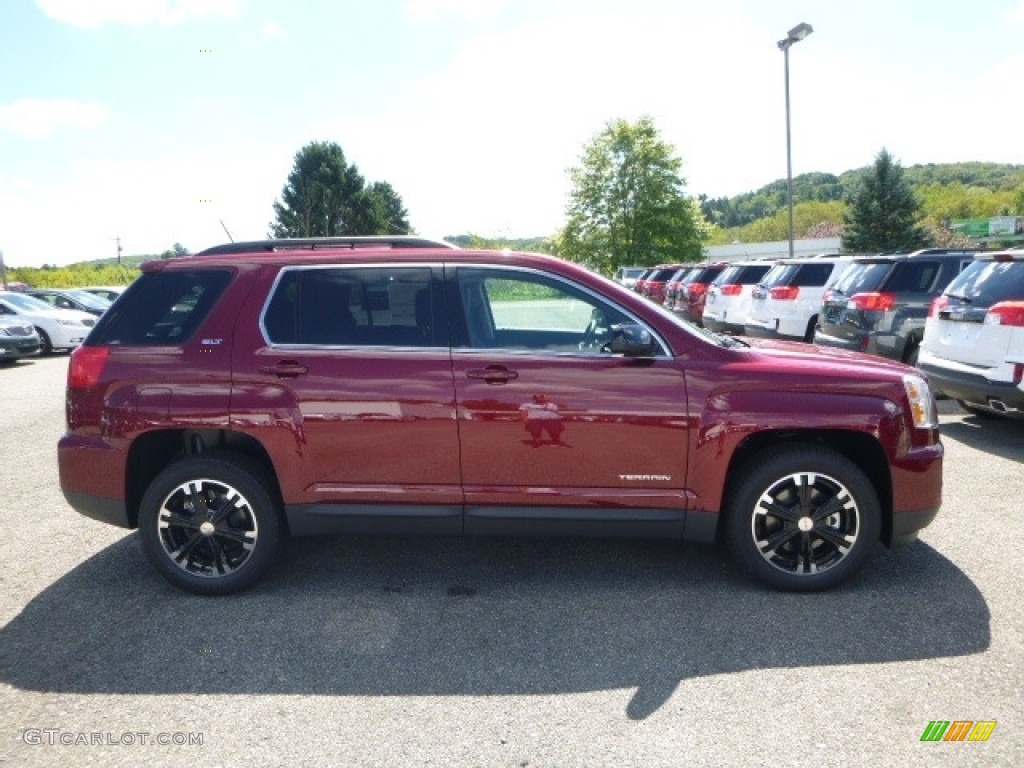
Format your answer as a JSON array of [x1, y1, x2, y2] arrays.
[[0, 286, 126, 363], [618, 247, 1024, 420]]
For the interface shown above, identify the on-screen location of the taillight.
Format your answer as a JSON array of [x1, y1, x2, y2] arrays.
[[68, 346, 110, 389], [719, 284, 742, 296], [769, 286, 799, 300], [686, 283, 708, 297], [849, 292, 896, 311], [928, 295, 949, 318], [985, 301, 1024, 327]]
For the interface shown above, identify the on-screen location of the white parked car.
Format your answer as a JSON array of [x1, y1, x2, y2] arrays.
[[613, 266, 647, 291], [744, 255, 854, 342], [79, 285, 128, 303], [702, 260, 774, 335], [0, 291, 96, 354], [918, 249, 1024, 419]]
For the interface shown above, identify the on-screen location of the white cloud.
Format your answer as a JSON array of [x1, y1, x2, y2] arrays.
[[261, 19, 283, 37], [405, 0, 508, 22], [35, 0, 242, 28], [0, 98, 110, 137], [1010, 0, 1024, 25]]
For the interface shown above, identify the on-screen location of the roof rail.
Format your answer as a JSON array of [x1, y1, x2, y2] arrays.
[[197, 236, 458, 256]]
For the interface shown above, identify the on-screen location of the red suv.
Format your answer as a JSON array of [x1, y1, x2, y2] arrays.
[[59, 238, 943, 594]]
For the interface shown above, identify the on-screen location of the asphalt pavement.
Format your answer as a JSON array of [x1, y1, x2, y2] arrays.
[[1, 354, 1021, 767]]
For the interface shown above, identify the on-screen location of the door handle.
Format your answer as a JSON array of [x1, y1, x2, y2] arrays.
[[466, 366, 519, 384], [260, 361, 309, 378]]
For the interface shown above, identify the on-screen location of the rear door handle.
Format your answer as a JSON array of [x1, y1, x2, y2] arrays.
[[466, 365, 519, 384], [260, 361, 309, 378]]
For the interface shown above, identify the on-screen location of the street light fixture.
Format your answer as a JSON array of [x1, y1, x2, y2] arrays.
[[778, 22, 813, 259]]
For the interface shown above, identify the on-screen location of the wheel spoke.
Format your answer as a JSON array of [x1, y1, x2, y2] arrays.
[[797, 474, 814, 514], [185, 481, 211, 519], [214, 528, 256, 548], [169, 532, 206, 564], [161, 509, 200, 530], [759, 526, 801, 556], [813, 526, 855, 551], [811, 493, 850, 522], [758, 498, 801, 523], [209, 490, 243, 525]]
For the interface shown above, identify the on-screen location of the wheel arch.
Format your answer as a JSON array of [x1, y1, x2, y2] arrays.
[[124, 429, 284, 530], [720, 429, 894, 545]]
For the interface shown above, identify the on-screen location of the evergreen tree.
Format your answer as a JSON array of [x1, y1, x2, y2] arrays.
[[842, 149, 928, 252], [269, 141, 410, 238]]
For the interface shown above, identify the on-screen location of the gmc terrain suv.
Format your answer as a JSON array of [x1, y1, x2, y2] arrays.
[[815, 249, 975, 364], [59, 238, 943, 595]]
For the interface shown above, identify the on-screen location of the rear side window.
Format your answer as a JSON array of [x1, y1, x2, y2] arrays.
[[714, 264, 771, 285], [689, 266, 726, 284], [944, 261, 1024, 306], [884, 261, 940, 292], [264, 266, 437, 347], [762, 262, 834, 287], [88, 270, 232, 345], [832, 262, 892, 294]]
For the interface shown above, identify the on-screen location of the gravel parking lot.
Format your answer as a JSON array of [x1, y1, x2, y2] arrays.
[[1, 353, 1021, 767]]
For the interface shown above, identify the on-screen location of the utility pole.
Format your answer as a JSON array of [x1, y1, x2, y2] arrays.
[[0, 249, 7, 290], [113, 236, 123, 265]]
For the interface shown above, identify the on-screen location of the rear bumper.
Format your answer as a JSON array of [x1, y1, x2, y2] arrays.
[[815, 329, 907, 362], [919, 360, 1024, 413]]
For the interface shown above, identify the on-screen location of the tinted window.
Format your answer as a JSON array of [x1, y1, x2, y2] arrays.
[[264, 266, 437, 347], [944, 261, 1024, 306], [88, 270, 232, 345], [714, 264, 771, 285], [455, 268, 632, 354], [794, 263, 835, 287], [760, 263, 832, 287], [831, 262, 892, 294], [885, 261, 940, 292], [650, 267, 680, 281]]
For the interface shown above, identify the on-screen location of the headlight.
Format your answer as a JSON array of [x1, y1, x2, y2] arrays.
[[903, 374, 938, 429]]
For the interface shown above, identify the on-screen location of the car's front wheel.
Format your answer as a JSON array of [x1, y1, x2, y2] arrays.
[[724, 445, 881, 591], [138, 452, 282, 595]]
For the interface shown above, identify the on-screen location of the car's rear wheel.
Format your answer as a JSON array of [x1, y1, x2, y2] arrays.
[[725, 445, 881, 591], [138, 452, 282, 595]]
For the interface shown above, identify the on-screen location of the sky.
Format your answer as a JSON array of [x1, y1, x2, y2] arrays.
[[1, 0, 1023, 267]]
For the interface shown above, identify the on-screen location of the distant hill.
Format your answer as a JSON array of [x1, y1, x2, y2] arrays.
[[700, 162, 1024, 229]]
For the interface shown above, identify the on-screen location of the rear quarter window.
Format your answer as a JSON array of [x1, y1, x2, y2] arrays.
[[87, 270, 233, 345], [884, 261, 940, 292]]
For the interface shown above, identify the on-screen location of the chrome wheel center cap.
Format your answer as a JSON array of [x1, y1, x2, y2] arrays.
[[798, 516, 814, 532], [200, 521, 216, 536]]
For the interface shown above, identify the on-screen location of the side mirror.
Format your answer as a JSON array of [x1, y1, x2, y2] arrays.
[[606, 323, 658, 357]]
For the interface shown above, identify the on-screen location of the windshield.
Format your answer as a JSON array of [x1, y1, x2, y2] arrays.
[[1, 292, 54, 312], [67, 289, 112, 309]]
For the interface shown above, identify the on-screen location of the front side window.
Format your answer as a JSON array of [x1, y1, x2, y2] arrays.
[[886, 262, 940, 292], [264, 266, 437, 347], [455, 268, 634, 354]]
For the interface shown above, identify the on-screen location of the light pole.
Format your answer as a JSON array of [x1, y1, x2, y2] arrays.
[[778, 21, 813, 260]]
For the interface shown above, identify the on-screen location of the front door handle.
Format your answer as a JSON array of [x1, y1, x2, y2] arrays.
[[466, 365, 519, 384], [260, 361, 309, 378]]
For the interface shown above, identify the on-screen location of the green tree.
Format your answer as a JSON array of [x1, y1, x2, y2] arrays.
[[561, 117, 710, 273], [269, 141, 410, 238], [842, 149, 928, 252]]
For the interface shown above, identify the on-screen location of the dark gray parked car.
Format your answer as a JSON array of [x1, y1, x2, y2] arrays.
[[0, 316, 42, 363], [814, 249, 976, 364]]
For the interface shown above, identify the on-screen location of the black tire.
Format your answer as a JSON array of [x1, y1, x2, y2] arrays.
[[904, 342, 919, 367], [724, 444, 881, 591], [138, 452, 282, 595], [803, 316, 818, 343], [36, 328, 52, 355]]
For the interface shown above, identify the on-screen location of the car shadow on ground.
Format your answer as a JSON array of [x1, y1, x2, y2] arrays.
[[940, 415, 1024, 461], [0, 535, 989, 720]]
